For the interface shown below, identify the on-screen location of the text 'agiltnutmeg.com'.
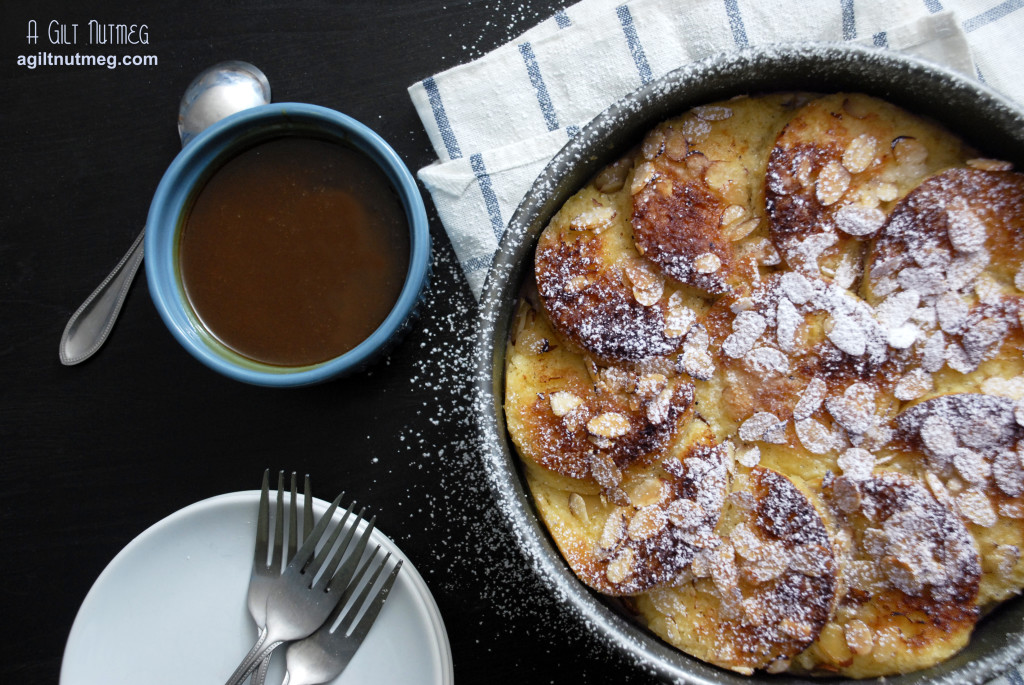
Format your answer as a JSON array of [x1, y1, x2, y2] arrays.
[[17, 20, 158, 70]]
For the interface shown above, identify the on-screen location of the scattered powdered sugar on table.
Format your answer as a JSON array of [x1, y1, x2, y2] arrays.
[[383, 243, 645, 678]]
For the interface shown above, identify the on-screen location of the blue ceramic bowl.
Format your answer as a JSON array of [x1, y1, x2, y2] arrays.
[[145, 103, 430, 387]]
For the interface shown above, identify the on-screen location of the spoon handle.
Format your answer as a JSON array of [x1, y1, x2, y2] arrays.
[[59, 228, 145, 365]]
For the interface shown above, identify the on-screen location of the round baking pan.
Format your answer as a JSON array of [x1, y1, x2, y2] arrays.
[[476, 43, 1024, 684]]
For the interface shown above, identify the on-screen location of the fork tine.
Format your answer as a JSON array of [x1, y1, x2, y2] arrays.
[[320, 513, 376, 594], [303, 500, 355, 580], [287, 472, 298, 560], [287, 492, 343, 572], [270, 471, 286, 571], [253, 470, 270, 569], [342, 552, 401, 643], [302, 474, 313, 543], [312, 507, 363, 578]]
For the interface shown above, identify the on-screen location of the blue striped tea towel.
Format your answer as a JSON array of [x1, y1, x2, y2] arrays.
[[408, 0, 1024, 300]]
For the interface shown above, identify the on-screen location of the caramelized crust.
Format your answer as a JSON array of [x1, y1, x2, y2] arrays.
[[895, 394, 1024, 605], [866, 168, 1024, 303], [809, 472, 981, 677], [528, 419, 729, 595], [631, 94, 804, 295], [638, 467, 837, 675], [534, 157, 708, 363], [505, 295, 694, 484], [767, 93, 971, 282]]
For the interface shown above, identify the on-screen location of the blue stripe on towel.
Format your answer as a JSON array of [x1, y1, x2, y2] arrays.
[[841, 0, 856, 39], [723, 0, 750, 47], [872, 31, 888, 47], [519, 42, 560, 132], [463, 254, 494, 275], [963, 0, 1023, 32], [470, 153, 506, 241], [924, 0, 944, 13], [554, 9, 571, 29], [566, 124, 580, 139], [1007, 667, 1024, 685], [422, 76, 462, 161], [616, 5, 653, 84]]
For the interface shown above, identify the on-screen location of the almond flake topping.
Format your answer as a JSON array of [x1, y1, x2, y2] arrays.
[[841, 134, 878, 174], [775, 297, 801, 353], [827, 312, 867, 356], [957, 488, 997, 527], [724, 216, 760, 242], [816, 160, 851, 206], [720, 204, 747, 227], [894, 368, 933, 401], [569, 203, 616, 233], [825, 383, 876, 434], [738, 412, 787, 444], [845, 619, 875, 656], [989, 545, 1022, 578], [680, 116, 711, 141], [874, 181, 899, 202], [587, 412, 631, 438], [735, 444, 761, 467], [835, 204, 885, 236], [681, 325, 715, 380], [946, 198, 988, 254], [966, 158, 1013, 171], [780, 272, 814, 304], [875, 291, 919, 329], [664, 131, 688, 161], [645, 387, 674, 425], [665, 498, 704, 529], [893, 136, 928, 165], [599, 509, 625, 550], [606, 547, 635, 584], [935, 292, 968, 334], [626, 260, 664, 306], [794, 377, 828, 420], [722, 310, 767, 358], [796, 418, 834, 455], [549, 391, 583, 417], [627, 505, 668, 541], [953, 447, 991, 485], [664, 292, 696, 338], [744, 347, 790, 376], [568, 493, 588, 521], [837, 448, 875, 480], [694, 252, 722, 274], [919, 414, 958, 458]]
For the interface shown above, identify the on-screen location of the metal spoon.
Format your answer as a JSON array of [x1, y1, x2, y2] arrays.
[[59, 60, 271, 366]]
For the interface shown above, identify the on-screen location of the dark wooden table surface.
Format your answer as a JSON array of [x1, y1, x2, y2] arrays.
[[0, 0, 648, 682]]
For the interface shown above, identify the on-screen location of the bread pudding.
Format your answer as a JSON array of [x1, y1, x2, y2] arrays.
[[504, 92, 1024, 677]]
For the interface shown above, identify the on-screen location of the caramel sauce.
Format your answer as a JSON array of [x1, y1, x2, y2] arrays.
[[178, 136, 409, 367]]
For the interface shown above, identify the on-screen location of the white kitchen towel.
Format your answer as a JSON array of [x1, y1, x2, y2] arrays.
[[408, 0, 1024, 300]]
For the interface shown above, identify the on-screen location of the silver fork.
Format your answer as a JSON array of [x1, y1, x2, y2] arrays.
[[247, 471, 315, 685], [224, 490, 377, 685], [281, 546, 402, 685]]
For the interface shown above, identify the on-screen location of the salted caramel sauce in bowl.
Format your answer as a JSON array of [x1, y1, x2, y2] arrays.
[[145, 103, 429, 386], [476, 45, 1024, 684]]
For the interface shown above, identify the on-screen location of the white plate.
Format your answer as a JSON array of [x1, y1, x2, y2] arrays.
[[61, 491, 453, 685]]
